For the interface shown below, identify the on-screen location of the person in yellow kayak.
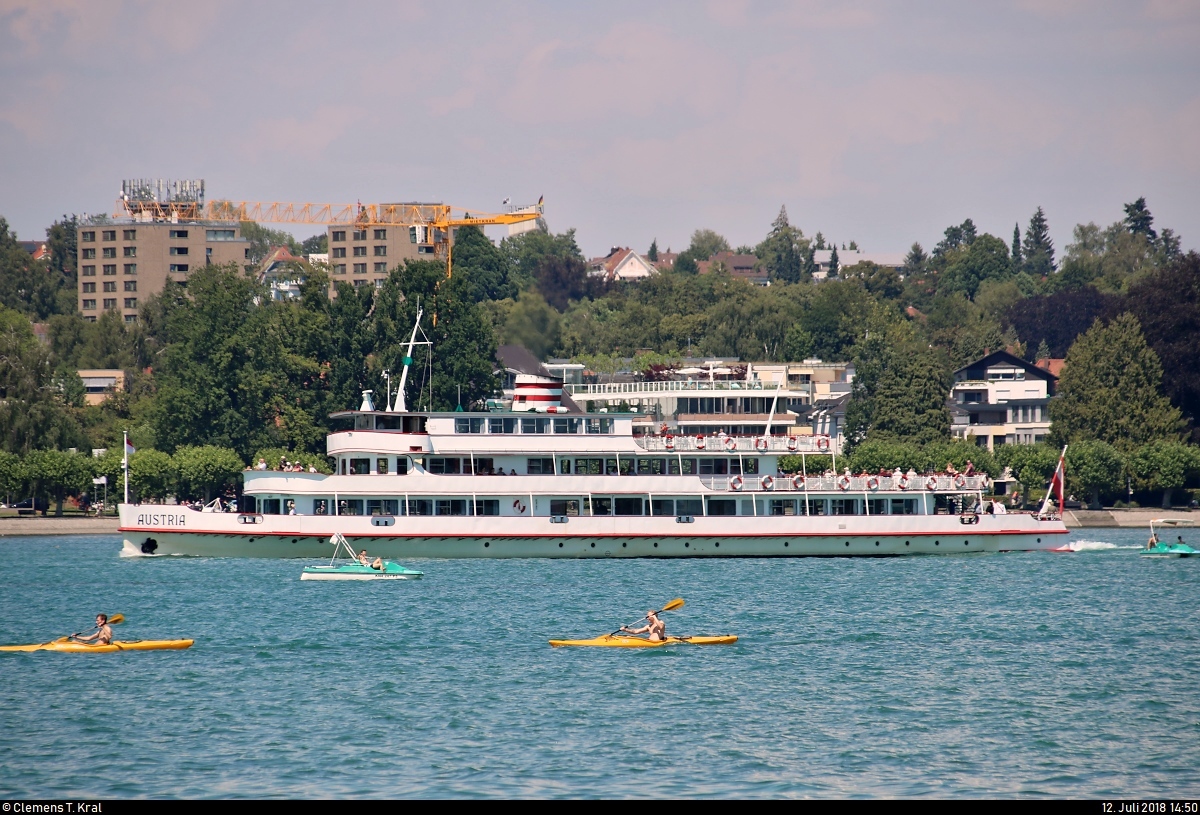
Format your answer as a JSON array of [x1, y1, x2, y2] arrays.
[[72, 614, 113, 645], [622, 609, 666, 642], [357, 549, 385, 570]]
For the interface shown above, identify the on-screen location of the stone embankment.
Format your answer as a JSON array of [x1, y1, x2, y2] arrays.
[[1063, 508, 1192, 528], [0, 517, 121, 536]]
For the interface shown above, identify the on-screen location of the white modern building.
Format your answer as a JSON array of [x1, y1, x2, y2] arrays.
[[949, 351, 1058, 450]]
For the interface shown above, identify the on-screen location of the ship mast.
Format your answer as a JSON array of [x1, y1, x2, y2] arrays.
[[395, 306, 424, 413]]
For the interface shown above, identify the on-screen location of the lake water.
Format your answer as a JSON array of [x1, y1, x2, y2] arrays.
[[1, 528, 1198, 799]]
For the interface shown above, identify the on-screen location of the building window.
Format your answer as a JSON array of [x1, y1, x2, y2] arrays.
[[123, 280, 137, 291], [123, 229, 136, 240], [123, 246, 136, 257], [103, 282, 117, 292], [353, 246, 367, 257], [169, 264, 189, 273], [123, 263, 136, 275], [373, 228, 386, 240], [102, 265, 116, 275], [353, 263, 367, 274], [82, 299, 96, 309], [205, 229, 236, 241], [82, 283, 96, 293], [124, 315, 137, 323], [102, 230, 116, 241], [82, 248, 96, 259], [352, 230, 366, 241], [170, 246, 189, 255], [82, 266, 95, 276], [373, 245, 386, 256], [353, 279, 367, 287], [332, 247, 347, 258], [374, 262, 387, 272], [374, 278, 385, 288], [417, 245, 435, 254], [331, 230, 345, 242], [81, 231, 95, 242], [169, 229, 188, 239], [102, 247, 117, 258], [334, 264, 347, 275], [103, 298, 117, 309], [124, 298, 138, 309]]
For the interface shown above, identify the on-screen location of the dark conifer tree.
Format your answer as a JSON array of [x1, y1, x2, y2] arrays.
[[1011, 223, 1022, 272], [1123, 197, 1157, 241], [647, 239, 658, 262], [1023, 206, 1056, 277], [828, 245, 839, 278]]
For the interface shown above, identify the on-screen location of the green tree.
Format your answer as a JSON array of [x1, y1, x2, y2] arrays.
[[500, 292, 561, 359], [129, 449, 176, 502], [756, 206, 807, 284], [1123, 197, 1157, 242], [1128, 441, 1196, 508], [687, 229, 731, 261], [782, 323, 814, 361], [1011, 223, 1022, 273], [173, 445, 243, 502], [451, 225, 512, 302], [994, 443, 1060, 503], [1066, 440, 1124, 508], [827, 245, 839, 278], [239, 221, 299, 265], [299, 233, 327, 255], [842, 261, 902, 300], [647, 239, 658, 262], [0, 218, 72, 319], [25, 449, 92, 516], [673, 251, 699, 275], [1023, 206, 1056, 277], [938, 233, 1011, 300], [902, 242, 928, 277], [1049, 314, 1185, 450], [499, 228, 584, 292]]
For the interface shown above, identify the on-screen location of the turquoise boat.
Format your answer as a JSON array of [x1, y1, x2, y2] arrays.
[[1140, 519, 1199, 558], [300, 533, 424, 580]]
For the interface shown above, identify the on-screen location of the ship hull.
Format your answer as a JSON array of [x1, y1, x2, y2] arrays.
[[120, 506, 1067, 558]]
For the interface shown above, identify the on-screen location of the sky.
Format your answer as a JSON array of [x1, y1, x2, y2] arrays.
[[2, 0, 1198, 260]]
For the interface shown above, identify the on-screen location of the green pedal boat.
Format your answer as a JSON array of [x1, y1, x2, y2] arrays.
[[301, 533, 424, 581], [1141, 519, 1198, 558]]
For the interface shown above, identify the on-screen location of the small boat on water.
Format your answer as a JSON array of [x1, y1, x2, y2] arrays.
[[0, 638, 193, 653], [549, 634, 737, 648], [300, 533, 424, 580], [1141, 519, 1199, 558]]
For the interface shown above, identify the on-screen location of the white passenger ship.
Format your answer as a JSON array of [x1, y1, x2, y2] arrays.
[[119, 379, 1069, 558]]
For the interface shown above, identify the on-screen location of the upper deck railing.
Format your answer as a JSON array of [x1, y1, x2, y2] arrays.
[[565, 380, 800, 396], [701, 474, 989, 493], [635, 434, 834, 454]]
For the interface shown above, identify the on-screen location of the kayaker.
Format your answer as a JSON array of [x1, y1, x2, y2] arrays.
[[623, 610, 666, 642], [72, 614, 113, 645]]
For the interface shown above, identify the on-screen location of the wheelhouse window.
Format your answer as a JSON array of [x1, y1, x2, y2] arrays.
[[455, 417, 485, 433], [489, 417, 518, 434], [585, 418, 613, 434], [349, 458, 371, 475], [554, 418, 581, 434]]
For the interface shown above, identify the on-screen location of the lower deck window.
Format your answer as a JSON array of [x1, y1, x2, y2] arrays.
[[313, 499, 328, 515], [830, 498, 859, 515], [676, 498, 703, 516], [770, 499, 798, 516], [527, 458, 554, 474], [260, 498, 281, 515], [705, 498, 736, 516], [338, 499, 365, 515], [475, 499, 499, 516], [614, 497, 643, 516], [409, 499, 433, 516], [550, 499, 580, 516], [436, 499, 470, 516], [891, 499, 917, 515], [367, 499, 400, 516]]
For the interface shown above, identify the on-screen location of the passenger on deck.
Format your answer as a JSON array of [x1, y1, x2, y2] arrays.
[[509, 469, 517, 476], [256, 458, 267, 470], [964, 460, 976, 476], [893, 467, 903, 479], [622, 610, 666, 642], [946, 462, 958, 475]]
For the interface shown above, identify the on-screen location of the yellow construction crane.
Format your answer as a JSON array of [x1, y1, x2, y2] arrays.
[[114, 189, 544, 277]]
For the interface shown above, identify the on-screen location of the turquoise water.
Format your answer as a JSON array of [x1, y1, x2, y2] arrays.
[[2, 529, 1199, 799]]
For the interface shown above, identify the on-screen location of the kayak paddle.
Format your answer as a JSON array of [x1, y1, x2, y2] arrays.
[[610, 598, 684, 636]]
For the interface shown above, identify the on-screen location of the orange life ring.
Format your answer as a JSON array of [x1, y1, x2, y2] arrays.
[[897, 474, 910, 490], [925, 476, 939, 491], [792, 474, 806, 490], [695, 435, 706, 450], [761, 475, 775, 491], [729, 475, 744, 491], [723, 436, 737, 452], [953, 473, 966, 489], [664, 434, 675, 450], [786, 437, 798, 452], [755, 437, 768, 452], [837, 474, 851, 491], [816, 436, 830, 451], [866, 475, 880, 491]]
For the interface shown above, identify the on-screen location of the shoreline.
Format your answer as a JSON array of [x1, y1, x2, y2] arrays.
[[0, 508, 1189, 536]]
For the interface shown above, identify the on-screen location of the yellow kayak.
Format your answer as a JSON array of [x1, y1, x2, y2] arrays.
[[0, 638, 194, 653], [549, 634, 737, 648]]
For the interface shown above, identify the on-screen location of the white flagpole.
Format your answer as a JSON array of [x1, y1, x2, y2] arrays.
[[1038, 444, 1067, 518], [123, 431, 130, 505]]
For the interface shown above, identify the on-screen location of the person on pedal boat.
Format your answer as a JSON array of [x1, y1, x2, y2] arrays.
[[622, 610, 666, 642], [357, 549, 385, 570], [73, 614, 113, 645]]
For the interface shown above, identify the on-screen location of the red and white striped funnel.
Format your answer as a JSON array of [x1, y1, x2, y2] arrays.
[[512, 374, 565, 412]]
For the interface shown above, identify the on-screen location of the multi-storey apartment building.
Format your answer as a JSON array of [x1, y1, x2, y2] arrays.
[[949, 350, 1058, 450], [77, 222, 250, 322], [326, 215, 444, 290]]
